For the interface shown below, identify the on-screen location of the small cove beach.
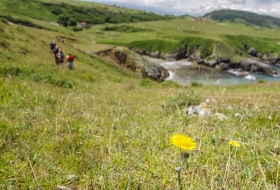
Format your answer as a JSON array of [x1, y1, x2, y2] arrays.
[[149, 58, 280, 86]]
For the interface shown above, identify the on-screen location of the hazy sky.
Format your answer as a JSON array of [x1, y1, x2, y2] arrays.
[[88, 0, 280, 17]]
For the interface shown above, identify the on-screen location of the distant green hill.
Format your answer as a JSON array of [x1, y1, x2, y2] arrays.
[[0, 0, 173, 27], [204, 9, 280, 28]]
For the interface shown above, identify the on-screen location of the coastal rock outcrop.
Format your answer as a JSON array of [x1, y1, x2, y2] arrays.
[[240, 59, 277, 76], [257, 53, 280, 65], [114, 50, 126, 63], [248, 47, 280, 65], [139, 61, 170, 82], [198, 58, 277, 76], [97, 48, 169, 82], [159, 48, 186, 61], [114, 49, 169, 82], [247, 47, 257, 56], [131, 46, 279, 77]]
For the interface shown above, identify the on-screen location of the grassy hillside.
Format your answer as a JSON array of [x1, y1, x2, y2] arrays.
[[205, 9, 280, 28], [89, 18, 280, 60], [2, 0, 280, 60], [1, 1, 280, 189], [0, 0, 173, 26]]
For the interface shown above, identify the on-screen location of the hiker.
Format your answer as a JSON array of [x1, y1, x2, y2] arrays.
[[66, 53, 74, 70], [52, 45, 60, 65], [50, 41, 56, 51], [56, 48, 65, 66]]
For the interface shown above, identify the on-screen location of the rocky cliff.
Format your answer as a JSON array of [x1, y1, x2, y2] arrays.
[[95, 45, 279, 82], [96, 47, 169, 82], [132, 46, 279, 77]]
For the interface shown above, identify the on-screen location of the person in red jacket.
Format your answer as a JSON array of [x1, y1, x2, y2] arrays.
[[66, 53, 74, 70]]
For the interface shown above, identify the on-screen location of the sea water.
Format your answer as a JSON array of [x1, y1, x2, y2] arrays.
[[160, 60, 280, 86]]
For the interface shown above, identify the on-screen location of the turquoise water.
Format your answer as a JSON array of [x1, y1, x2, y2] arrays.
[[161, 61, 280, 86]]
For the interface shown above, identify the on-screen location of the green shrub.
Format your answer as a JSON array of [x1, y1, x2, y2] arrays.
[[51, 7, 63, 15], [58, 15, 69, 27], [257, 79, 265, 83], [191, 81, 203, 87], [68, 18, 77, 26], [72, 26, 82, 32]]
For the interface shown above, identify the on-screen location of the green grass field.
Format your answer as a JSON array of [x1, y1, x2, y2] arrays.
[[1, 1, 280, 189], [87, 18, 280, 60]]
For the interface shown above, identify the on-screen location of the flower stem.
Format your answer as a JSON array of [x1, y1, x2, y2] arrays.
[[177, 168, 182, 190], [175, 149, 186, 190]]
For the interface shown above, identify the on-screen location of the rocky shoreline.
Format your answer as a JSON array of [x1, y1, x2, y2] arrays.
[[133, 47, 280, 78], [96, 46, 280, 83]]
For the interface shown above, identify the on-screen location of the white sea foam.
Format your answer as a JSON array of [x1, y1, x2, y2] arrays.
[[227, 69, 242, 76], [166, 71, 174, 80], [227, 69, 256, 80], [245, 75, 257, 80]]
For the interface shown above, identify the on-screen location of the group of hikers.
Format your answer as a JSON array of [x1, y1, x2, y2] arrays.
[[49, 41, 74, 69]]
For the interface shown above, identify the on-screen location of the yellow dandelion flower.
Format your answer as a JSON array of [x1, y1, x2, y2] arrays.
[[44, 128, 47, 132], [255, 105, 259, 109], [229, 140, 240, 147], [170, 134, 196, 150]]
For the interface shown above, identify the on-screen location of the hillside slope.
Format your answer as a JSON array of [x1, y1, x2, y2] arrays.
[[205, 9, 280, 28], [1, 1, 280, 190], [0, 0, 173, 26], [0, 17, 137, 87], [90, 18, 280, 70]]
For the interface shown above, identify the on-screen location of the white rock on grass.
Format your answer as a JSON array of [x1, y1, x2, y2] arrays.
[[185, 102, 210, 117], [235, 113, 242, 117]]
